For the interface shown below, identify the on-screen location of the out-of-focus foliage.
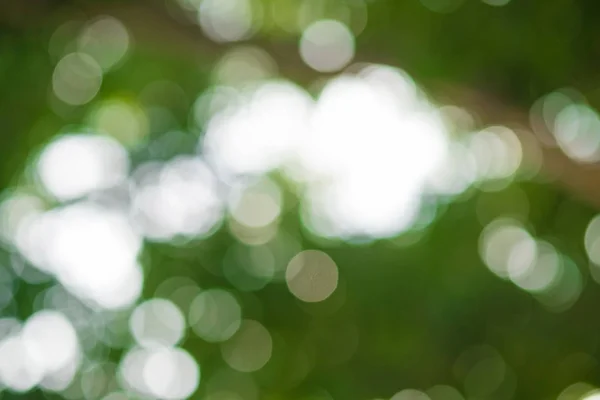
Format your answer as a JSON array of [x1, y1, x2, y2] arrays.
[[1, 1, 600, 400]]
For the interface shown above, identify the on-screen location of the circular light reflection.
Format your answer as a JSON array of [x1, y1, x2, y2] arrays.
[[228, 178, 282, 229], [220, 319, 272, 372], [201, 81, 313, 179], [213, 46, 277, 87], [130, 298, 186, 348], [0, 333, 44, 391], [508, 240, 562, 293], [131, 156, 223, 241], [78, 16, 130, 71], [189, 289, 242, 342], [554, 104, 600, 163], [198, 0, 256, 43], [120, 346, 200, 400], [23, 202, 143, 309], [21, 310, 80, 375], [299, 20, 355, 73], [557, 383, 597, 400], [0, 192, 45, 246], [286, 250, 338, 302], [468, 126, 522, 182], [585, 215, 600, 265], [296, 70, 448, 238], [89, 100, 149, 147], [479, 218, 532, 279], [53, 52, 102, 105], [0, 311, 81, 393], [37, 134, 129, 201], [583, 391, 600, 400]]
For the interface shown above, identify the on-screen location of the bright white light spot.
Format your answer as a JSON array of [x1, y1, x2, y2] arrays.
[[202, 81, 313, 179], [37, 134, 129, 201], [119, 346, 151, 394], [143, 347, 200, 400], [189, 289, 242, 342], [39, 202, 142, 309], [198, 0, 255, 43], [94, 262, 144, 310], [482, 218, 582, 310], [557, 382, 597, 400], [468, 126, 522, 181], [39, 359, 78, 391], [221, 319, 272, 372], [427, 142, 477, 196], [286, 250, 338, 302], [300, 20, 355, 73], [543, 92, 576, 129], [130, 298, 186, 348], [202, 66, 452, 239], [228, 178, 282, 228], [120, 346, 200, 400], [131, 156, 223, 241], [0, 315, 78, 392], [479, 218, 532, 279], [303, 177, 422, 239], [359, 65, 420, 109], [391, 389, 431, 400], [21, 311, 80, 376], [508, 241, 562, 293], [529, 90, 578, 146], [53, 52, 102, 105], [296, 71, 448, 237], [0, 334, 44, 391], [504, 234, 538, 280], [554, 104, 600, 163], [78, 16, 130, 71]]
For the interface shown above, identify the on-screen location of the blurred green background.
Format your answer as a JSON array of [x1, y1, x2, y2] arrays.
[[2, 1, 600, 400]]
